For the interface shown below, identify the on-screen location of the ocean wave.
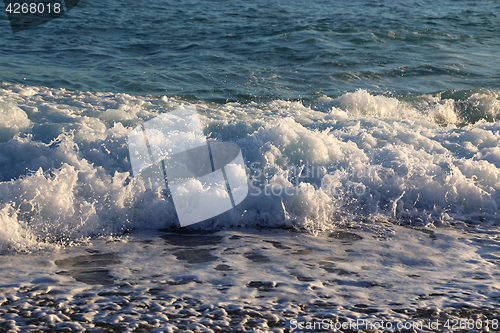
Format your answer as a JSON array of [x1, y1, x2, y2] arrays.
[[0, 83, 499, 252]]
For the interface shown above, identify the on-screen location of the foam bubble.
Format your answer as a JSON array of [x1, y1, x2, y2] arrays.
[[0, 83, 499, 252], [0, 99, 31, 142]]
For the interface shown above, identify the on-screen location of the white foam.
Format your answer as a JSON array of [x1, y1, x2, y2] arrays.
[[0, 99, 31, 142], [0, 83, 499, 251]]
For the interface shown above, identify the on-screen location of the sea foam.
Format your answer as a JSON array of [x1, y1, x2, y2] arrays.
[[0, 83, 499, 251]]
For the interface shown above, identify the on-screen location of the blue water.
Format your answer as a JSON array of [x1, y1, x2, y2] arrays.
[[1, 0, 499, 102]]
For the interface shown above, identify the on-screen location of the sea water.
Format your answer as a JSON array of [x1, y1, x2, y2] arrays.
[[0, 0, 499, 331]]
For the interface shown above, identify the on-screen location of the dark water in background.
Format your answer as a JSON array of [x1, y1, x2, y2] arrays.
[[1, 0, 499, 102]]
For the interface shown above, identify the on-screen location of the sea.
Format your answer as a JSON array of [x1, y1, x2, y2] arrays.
[[0, 0, 500, 331]]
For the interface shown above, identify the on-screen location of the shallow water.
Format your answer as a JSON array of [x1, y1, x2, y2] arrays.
[[1, 227, 500, 332]]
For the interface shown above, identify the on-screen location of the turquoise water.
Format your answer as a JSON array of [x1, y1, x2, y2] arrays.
[[1, 0, 499, 102]]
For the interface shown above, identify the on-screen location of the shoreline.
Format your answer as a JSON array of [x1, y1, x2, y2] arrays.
[[1, 226, 499, 332]]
